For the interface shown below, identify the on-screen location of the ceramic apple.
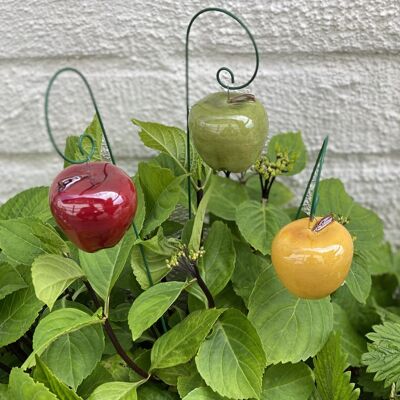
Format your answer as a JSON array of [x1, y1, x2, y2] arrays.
[[189, 92, 268, 172], [49, 162, 137, 252], [271, 216, 354, 299]]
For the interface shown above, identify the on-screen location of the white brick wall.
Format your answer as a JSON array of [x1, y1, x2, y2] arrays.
[[0, 0, 399, 246]]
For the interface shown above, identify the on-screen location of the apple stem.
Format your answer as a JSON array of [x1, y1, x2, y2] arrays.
[[83, 281, 150, 380]]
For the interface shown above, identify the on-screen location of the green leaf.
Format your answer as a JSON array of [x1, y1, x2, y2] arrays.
[[183, 387, 226, 399], [190, 222, 235, 302], [132, 176, 145, 235], [196, 309, 265, 399], [132, 119, 198, 176], [64, 114, 104, 167], [0, 262, 27, 300], [261, 362, 314, 400], [151, 309, 224, 370], [0, 186, 51, 221], [42, 324, 105, 390], [248, 267, 333, 364], [8, 368, 58, 400], [32, 254, 84, 310], [131, 228, 179, 289], [188, 181, 214, 252], [345, 252, 371, 304], [153, 363, 190, 386], [231, 242, 271, 306], [0, 283, 43, 347], [0, 218, 67, 265], [128, 281, 187, 341], [80, 230, 135, 301], [361, 322, 400, 387], [138, 162, 187, 236], [313, 332, 360, 400], [317, 179, 384, 250], [363, 242, 394, 276], [333, 303, 366, 367], [207, 175, 249, 220], [236, 200, 290, 255], [177, 364, 205, 398], [137, 384, 180, 400], [0, 385, 8, 400], [34, 356, 83, 399], [246, 176, 294, 205], [23, 307, 103, 369], [77, 364, 114, 399], [88, 381, 144, 400], [267, 132, 307, 175]]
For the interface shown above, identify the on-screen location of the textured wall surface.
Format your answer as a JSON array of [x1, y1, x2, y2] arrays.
[[0, 0, 399, 245]]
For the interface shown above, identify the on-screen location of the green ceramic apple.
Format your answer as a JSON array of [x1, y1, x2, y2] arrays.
[[189, 92, 268, 172]]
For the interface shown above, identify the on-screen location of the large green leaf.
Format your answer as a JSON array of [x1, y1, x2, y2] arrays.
[[0, 385, 8, 400], [138, 162, 187, 236], [248, 267, 333, 364], [231, 242, 271, 306], [177, 364, 205, 398], [34, 356, 83, 399], [236, 200, 290, 255], [207, 175, 249, 220], [151, 309, 224, 370], [267, 132, 307, 175], [313, 332, 360, 400], [133, 119, 187, 172], [77, 364, 114, 399], [190, 222, 235, 302], [8, 368, 58, 400], [0, 283, 43, 347], [42, 324, 105, 390], [0, 218, 67, 265], [23, 307, 103, 369], [363, 242, 395, 276], [0, 186, 51, 221], [137, 384, 180, 399], [80, 230, 135, 302], [128, 281, 187, 341], [261, 362, 314, 400], [131, 228, 179, 289], [183, 387, 226, 399], [345, 252, 371, 304], [317, 179, 384, 250], [0, 262, 27, 300], [361, 322, 400, 387], [32, 254, 84, 310], [88, 381, 144, 400], [333, 304, 366, 367], [196, 309, 265, 399]]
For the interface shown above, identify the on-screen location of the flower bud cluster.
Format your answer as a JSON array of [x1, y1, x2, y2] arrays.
[[333, 214, 350, 225], [254, 151, 293, 180], [166, 245, 205, 270]]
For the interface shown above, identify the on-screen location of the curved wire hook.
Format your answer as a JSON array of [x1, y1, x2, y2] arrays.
[[185, 7, 259, 218], [45, 67, 116, 165]]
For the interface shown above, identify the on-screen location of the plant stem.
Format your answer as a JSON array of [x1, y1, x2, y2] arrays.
[[192, 265, 215, 308], [83, 281, 150, 380], [264, 177, 276, 200]]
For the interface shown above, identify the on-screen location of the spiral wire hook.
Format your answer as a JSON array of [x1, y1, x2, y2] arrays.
[[185, 7, 260, 218]]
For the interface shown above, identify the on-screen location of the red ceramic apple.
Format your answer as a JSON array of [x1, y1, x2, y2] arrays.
[[49, 162, 137, 252]]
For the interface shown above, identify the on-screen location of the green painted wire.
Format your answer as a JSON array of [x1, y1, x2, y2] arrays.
[[44, 67, 167, 331], [295, 136, 329, 220], [185, 7, 260, 218]]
